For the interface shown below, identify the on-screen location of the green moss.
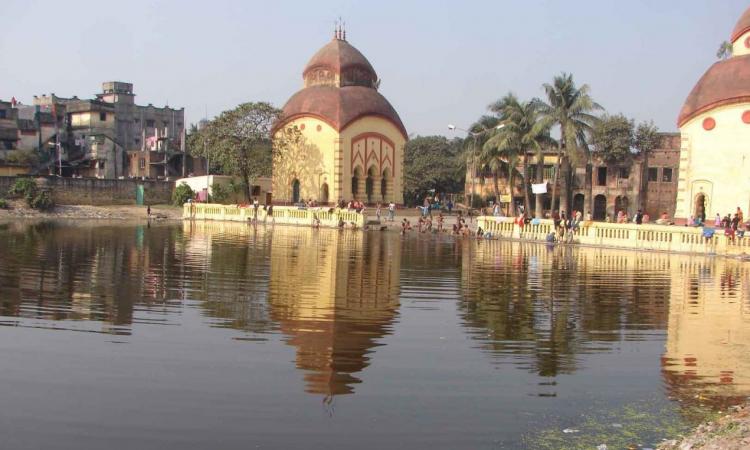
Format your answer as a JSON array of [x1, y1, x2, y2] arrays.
[[522, 401, 718, 450]]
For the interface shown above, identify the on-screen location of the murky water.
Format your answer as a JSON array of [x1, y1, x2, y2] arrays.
[[0, 220, 748, 449]]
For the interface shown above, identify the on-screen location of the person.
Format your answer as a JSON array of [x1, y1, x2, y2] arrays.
[[147, 204, 151, 217], [388, 201, 396, 221], [635, 209, 643, 225], [437, 213, 444, 232], [642, 212, 650, 224], [493, 203, 500, 217], [738, 207, 744, 226], [267, 204, 274, 224], [253, 197, 259, 221], [732, 213, 740, 231], [715, 213, 722, 228], [447, 199, 453, 215], [376, 203, 382, 221]]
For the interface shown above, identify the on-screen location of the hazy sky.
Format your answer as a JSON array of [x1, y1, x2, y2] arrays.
[[1, 0, 747, 136]]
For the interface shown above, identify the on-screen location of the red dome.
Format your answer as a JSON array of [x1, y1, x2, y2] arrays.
[[677, 55, 750, 126], [303, 39, 377, 82], [274, 86, 407, 138], [731, 7, 750, 42]]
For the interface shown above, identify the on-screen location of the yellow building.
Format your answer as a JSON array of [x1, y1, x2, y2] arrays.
[[676, 7, 750, 220], [272, 29, 407, 205]]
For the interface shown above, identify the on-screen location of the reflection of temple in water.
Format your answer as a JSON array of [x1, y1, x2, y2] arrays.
[[662, 259, 750, 408], [267, 227, 400, 397], [459, 241, 671, 378]]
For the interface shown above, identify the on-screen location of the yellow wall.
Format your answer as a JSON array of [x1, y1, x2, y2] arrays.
[[339, 116, 405, 204], [676, 102, 750, 219], [273, 115, 405, 204], [273, 117, 339, 204]]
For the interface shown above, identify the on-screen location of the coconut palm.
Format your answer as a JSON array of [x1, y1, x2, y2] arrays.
[[464, 115, 502, 207], [535, 73, 601, 215], [485, 93, 554, 217]]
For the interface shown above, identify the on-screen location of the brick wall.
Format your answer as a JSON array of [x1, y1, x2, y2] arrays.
[[0, 176, 174, 205]]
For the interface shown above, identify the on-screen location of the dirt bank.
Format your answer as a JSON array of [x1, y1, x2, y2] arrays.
[[658, 404, 750, 450], [0, 200, 182, 221]]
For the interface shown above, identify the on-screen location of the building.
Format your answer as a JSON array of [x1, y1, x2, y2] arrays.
[[272, 27, 407, 205], [463, 132, 681, 220], [176, 175, 271, 203], [675, 7, 750, 221]]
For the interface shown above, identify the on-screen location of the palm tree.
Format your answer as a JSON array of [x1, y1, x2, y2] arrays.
[[535, 73, 601, 215], [465, 115, 502, 208], [485, 94, 553, 217]]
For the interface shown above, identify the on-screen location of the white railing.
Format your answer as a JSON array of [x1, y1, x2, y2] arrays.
[[183, 203, 366, 229]]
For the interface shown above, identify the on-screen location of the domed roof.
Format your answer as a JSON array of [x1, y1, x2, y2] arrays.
[[677, 54, 750, 126], [303, 38, 377, 80], [274, 86, 407, 138], [731, 7, 750, 42]]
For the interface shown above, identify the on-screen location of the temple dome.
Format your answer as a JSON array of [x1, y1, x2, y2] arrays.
[[303, 38, 377, 80], [678, 55, 750, 126], [731, 7, 750, 42], [275, 86, 407, 138]]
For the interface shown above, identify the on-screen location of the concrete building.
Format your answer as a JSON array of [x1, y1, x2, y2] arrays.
[[464, 132, 681, 220], [272, 27, 407, 205], [676, 7, 750, 221]]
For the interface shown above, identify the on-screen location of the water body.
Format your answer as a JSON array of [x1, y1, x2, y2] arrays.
[[0, 220, 748, 449]]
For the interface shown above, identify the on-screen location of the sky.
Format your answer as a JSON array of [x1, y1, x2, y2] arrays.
[[0, 0, 747, 137]]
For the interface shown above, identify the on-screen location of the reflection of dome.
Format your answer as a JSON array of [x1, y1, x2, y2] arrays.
[[731, 7, 750, 42], [279, 86, 407, 138], [677, 55, 750, 126]]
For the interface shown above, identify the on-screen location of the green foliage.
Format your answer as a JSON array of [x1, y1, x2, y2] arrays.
[[187, 102, 280, 199], [0, 198, 7, 209], [634, 120, 660, 155], [592, 113, 635, 163], [210, 183, 230, 204], [29, 190, 54, 211], [5, 149, 40, 167], [717, 41, 733, 60], [404, 135, 465, 206], [172, 183, 195, 206], [8, 178, 38, 200]]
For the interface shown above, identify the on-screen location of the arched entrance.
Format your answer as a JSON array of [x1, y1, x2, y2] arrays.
[[615, 196, 629, 215], [594, 194, 607, 220], [694, 193, 707, 222], [292, 179, 300, 203], [351, 167, 363, 200], [381, 167, 391, 201], [573, 193, 585, 215], [320, 182, 329, 204], [366, 167, 375, 203]]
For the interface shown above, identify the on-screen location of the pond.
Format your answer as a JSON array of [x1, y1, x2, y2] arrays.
[[0, 220, 748, 449]]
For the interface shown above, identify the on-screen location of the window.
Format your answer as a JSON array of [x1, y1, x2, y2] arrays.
[[662, 168, 673, 182], [139, 158, 146, 169], [647, 167, 658, 182], [2, 141, 14, 150], [146, 119, 155, 127], [618, 167, 630, 179], [597, 167, 607, 186], [99, 112, 107, 121], [0, 110, 6, 119]]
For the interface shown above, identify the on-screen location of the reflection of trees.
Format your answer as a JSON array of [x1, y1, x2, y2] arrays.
[[266, 228, 400, 397], [458, 241, 672, 378], [0, 222, 186, 333]]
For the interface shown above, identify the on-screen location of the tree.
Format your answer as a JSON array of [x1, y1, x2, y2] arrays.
[[717, 41, 733, 60], [403, 136, 464, 206], [467, 115, 503, 207], [485, 93, 553, 217], [535, 73, 601, 215], [188, 102, 279, 199], [591, 114, 635, 164]]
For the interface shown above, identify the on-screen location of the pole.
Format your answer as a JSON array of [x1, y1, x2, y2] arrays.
[[470, 134, 477, 210]]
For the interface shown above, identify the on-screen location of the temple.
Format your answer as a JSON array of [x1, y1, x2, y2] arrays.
[[675, 7, 750, 220], [272, 26, 407, 205]]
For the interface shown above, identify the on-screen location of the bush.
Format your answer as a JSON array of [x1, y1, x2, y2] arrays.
[[29, 191, 54, 211], [173, 183, 195, 206], [210, 183, 230, 204], [0, 198, 8, 209], [8, 178, 38, 199]]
